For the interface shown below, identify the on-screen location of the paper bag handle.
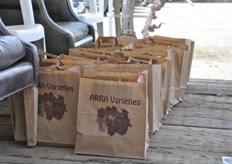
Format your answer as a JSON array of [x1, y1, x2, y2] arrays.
[[38, 50, 64, 66], [95, 37, 119, 48]]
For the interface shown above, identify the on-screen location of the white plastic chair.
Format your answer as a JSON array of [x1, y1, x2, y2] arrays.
[[7, 0, 46, 52], [74, 0, 104, 37]]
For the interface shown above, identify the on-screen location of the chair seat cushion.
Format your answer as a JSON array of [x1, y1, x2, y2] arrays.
[[57, 21, 89, 42], [0, 35, 26, 71], [0, 62, 34, 99]]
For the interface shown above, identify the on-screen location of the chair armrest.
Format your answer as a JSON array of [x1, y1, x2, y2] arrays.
[[0, 18, 12, 35], [0, 35, 26, 71], [0, 18, 39, 83], [20, 42, 39, 83], [34, 0, 95, 41], [35, 0, 76, 46]]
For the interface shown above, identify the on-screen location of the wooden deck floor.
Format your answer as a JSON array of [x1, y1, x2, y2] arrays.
[[0, 79, 232, 164]]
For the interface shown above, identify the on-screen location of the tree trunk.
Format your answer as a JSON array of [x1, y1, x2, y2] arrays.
[[121, 0, 135, 36], [141, 0, 167, 38], [114, 0, 121, 37]]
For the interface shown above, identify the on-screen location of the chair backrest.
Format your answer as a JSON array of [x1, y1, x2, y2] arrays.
[[19, 0, 35, 25], [70, 0, 104, 15], [0, 0, 35, 25], [0, 0, 24, 25], [35, 0, 79, 22], [89, 0, 104, 14]]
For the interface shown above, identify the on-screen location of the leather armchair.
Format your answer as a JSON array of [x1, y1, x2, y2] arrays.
[[32, 0, 95, 55], [0, 0, 25, 26], [0, 18, 39, 147], [0, 0, 95, 55]]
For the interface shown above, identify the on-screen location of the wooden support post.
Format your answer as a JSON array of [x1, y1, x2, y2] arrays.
[[23, 85, 38, 147], [121, 0, 135, 36], [114, 0, 121, 37]]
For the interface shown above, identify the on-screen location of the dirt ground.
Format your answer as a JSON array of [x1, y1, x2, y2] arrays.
[[103, 3, 232, 80], [143, 3, 232, 80], [152, 3, 232, 80]]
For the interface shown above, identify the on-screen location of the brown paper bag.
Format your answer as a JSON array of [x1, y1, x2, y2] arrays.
[[111, 49, 171, 120], [10, 51, 65, 143], [176, 50, 191, 101], [167, 49, 181, 106], [187, 40, 195, 81], [69, 48, 125, 64], [161, 59, 172, 119], [166, 40, 194, 101], [178, 40, 195, 100], [10, 91, 27, 142], [151, 35, 193, 50], [57, 54, 99, 65], [148, 35, 189, 50], [37, 66, 82, 146], [143, 36, 189, 106], [95, 63, 163, 134], [75, 72, 149, 159], [85, 36, 124, 50]]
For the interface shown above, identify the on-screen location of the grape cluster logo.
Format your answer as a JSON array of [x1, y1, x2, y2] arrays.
[[38, 92, 67, 121], [96, 106, 132, 136]]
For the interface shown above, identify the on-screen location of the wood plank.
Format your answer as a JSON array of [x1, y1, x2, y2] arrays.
[[164, 93, 232, 129], [187, 78, 232, 96], [0, 98, 10, 116], [0, 115, 13, 140], [0, 124, 231, 163], [180, 93, 232, 109], [0, 124, 13, 140], [149, 125, 232, 163], [150, 125, 232, 154], [0, 116, 11, 125], [163, 115, 232, 130]]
